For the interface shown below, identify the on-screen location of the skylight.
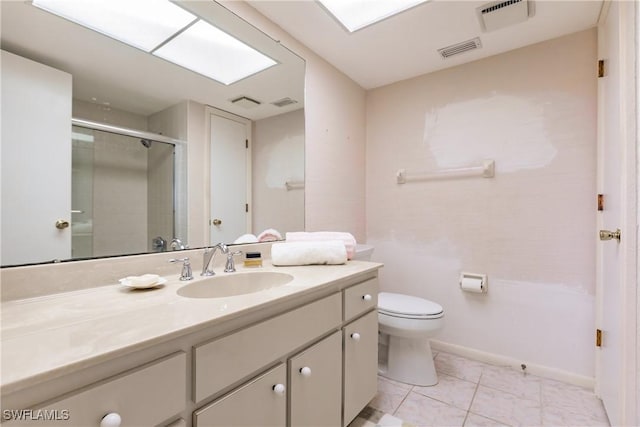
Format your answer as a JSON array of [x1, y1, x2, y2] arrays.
[[153, 20, 277, 85], [318, 0, 430, 32], [31, 0, 277, 85], [32, 0, 197, 52]]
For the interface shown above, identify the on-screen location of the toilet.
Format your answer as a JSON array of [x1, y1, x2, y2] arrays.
[[351, 244, 444, 386], [378, 292, 444, 386]]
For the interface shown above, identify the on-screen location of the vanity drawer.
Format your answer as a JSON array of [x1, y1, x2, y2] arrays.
[[343, 278, 378, 322], [193, 293, 341, 402], [193, 364, 286, 427], [8, 352, 186, 426]]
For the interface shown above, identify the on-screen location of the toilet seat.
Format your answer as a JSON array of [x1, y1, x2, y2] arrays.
[[378, 292, 443, 319]]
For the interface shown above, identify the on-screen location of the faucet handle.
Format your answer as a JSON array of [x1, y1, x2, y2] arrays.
[[169, 257, 193, 281], [224, 251, 243, 273]]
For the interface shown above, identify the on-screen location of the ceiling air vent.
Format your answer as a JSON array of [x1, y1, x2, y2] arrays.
[[477, 0, 535, 32], [271, 97, 298, 108], [438, 37, 482, 59], [231, 96, 261, 109]]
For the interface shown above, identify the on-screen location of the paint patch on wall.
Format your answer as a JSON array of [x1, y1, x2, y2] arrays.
[[264, 135, 304, 189], [423, 93, 564, 173]]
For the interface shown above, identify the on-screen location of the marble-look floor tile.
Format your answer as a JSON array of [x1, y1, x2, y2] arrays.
[[395, 391, 467, 427], [540, 379, 609, 425], [542, 404, 610, 426], [434, 352, 487, 383], [470, 385, 541, 426], [413, 373, 477, 411], [480, 364, 541, 401], [463, 413, 511, 427], [369, 376, 413, 414]]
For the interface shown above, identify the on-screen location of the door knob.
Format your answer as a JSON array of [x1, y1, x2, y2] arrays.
[[55, 219, 70, 229], [212, 219, 222, 226], [599, 228, 621, 241]]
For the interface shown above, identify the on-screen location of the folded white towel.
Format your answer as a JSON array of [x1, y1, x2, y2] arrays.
[[271, 241, 347, 266], [285, 231, 357, 260]]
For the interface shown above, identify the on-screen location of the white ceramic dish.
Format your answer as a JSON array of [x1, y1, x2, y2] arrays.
[[119, 277, 167, 289]]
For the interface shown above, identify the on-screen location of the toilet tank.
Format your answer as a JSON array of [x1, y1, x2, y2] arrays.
[[353, 244, 374, 261]]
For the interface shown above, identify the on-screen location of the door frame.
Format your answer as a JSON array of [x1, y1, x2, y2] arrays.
[[204, 106, 252, 245], [595, 1, 638, 425]]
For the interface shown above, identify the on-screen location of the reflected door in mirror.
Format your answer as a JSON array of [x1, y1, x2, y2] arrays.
[[1, 50, 72, 265], [209, 109, 250, 244]]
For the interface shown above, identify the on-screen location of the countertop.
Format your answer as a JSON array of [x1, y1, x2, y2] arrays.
[[1, 260, 382, 394]]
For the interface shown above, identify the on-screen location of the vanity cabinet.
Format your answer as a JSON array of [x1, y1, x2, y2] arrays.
[[192, 277, 378, 427], [2, 267, 381, 427]]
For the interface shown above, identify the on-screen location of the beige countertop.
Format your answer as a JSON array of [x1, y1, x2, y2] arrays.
[[1, 260, 382, 395]]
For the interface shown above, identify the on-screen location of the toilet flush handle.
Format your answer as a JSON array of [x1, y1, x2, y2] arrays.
[[351, 332, 361, 341]]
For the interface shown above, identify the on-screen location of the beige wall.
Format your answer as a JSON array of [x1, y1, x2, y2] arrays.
[[253, 109, 305, 236], [224, 2, 367, 243], [366, 30, 597, 377]]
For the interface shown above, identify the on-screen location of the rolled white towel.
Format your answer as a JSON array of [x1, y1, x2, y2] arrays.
[[234, 233, 258, 244], [258, 228, 282, 242], [271, 241, 347, 266], [285, 231, 357, 259]]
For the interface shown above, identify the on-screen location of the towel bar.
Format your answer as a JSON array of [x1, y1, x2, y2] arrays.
[[397, 160, 495, 184]]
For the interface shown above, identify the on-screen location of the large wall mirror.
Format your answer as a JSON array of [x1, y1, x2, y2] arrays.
[[1, 0, 305, 267]]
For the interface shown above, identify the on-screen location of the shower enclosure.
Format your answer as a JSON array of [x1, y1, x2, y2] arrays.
[[71, 121, 177, 259]]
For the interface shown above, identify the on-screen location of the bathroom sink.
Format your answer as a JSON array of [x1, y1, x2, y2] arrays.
[[176, 272, 294, 299]]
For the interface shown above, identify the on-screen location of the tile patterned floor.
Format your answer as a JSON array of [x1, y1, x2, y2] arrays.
[[351, 351, 610, 427]]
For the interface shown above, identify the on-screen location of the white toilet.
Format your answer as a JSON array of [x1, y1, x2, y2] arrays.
[[378, 292, 444, 386]]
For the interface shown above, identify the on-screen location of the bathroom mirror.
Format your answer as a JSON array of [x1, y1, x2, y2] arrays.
[[0, 0, 305, 266]]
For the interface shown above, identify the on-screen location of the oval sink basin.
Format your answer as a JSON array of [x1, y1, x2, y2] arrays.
[[176, 272, 294, 299]]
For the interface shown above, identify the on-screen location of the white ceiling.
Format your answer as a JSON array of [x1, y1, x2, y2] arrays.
[[249, 0, 604, 90], [0, 1, 305, 120]]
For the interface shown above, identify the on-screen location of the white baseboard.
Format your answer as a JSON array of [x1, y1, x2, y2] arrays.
[[430, 339, 595, 389]]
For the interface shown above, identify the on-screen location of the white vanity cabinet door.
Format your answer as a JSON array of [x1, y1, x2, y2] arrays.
[[288, 331, 342, 426], [343, 311, 378, 427], [4, 352, 186, 427], [193, 364, 286, 427]]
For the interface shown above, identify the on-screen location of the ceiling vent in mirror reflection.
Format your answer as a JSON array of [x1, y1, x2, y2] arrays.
[[437, 37, 482, 59], [271, 97, 299, 108], [231, 96, 262, 109]]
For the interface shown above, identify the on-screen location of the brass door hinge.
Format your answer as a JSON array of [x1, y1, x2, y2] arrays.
[[596, 329, 602, 347], [597, 194, 604, 211], [598, 60, 605, 78], [245, 203, 249, 213]]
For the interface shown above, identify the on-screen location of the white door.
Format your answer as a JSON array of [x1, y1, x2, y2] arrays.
[[1, 51, 72, 265], [209, 110, 250, 244], [596, 2, 637, 425]]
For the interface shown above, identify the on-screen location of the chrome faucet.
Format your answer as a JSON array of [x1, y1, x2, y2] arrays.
[[224, 250, 243, 273], [201, 243, 228, 276], [170, 238, 186, 250], [169, 257, 193, 281]]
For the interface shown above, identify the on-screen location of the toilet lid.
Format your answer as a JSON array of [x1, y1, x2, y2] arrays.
[[378, 292, 443, 318]]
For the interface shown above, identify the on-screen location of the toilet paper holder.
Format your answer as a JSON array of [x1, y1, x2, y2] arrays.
[[459, 272, 487, 293]]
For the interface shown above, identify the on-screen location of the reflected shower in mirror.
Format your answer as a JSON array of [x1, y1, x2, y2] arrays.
[[71, 124, 176, 259], [1, 0, 305, 266]]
